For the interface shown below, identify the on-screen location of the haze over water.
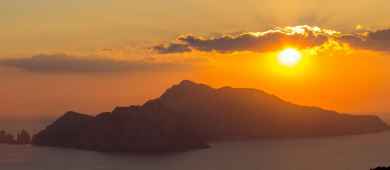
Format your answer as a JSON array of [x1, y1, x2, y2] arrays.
[[2, 131, 390, 170]]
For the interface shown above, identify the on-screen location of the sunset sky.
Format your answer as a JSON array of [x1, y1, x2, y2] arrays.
[[1, 0, 390, 122]]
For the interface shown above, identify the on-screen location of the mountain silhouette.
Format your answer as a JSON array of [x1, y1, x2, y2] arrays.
[[33, 80, 388, 152]]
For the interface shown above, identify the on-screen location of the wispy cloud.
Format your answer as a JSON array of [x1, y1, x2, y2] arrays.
[[0, 54, 188, 73], [153, 43, 192, 54]]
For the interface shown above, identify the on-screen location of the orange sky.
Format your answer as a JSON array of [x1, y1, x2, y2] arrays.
[[1, 40, 390, 117], [1, 1, 390, 121]]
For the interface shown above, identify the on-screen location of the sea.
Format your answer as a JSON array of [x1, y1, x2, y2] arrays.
[[1, 131, 390, 170]]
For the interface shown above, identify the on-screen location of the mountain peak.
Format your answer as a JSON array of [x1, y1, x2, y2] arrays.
[[63, 111, 84, 117], [179, 80, 197, 86], [178, 80, 214, 89], [160, 80, 213, 99], [175, 80, 208, 89], [53, 111, 92, 125]]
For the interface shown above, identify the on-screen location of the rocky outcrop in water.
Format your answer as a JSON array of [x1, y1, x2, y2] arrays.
[[33, 80, 389, 152], [0, 130, 31, 145], [371, 167, 390, 170], [0, 130, 16, 144], [16, 130, 32, 145]]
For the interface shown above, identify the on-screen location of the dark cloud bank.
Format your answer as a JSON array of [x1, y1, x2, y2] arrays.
[[154, 26, 390, 54], [155, 30, 328, 53], [175, 31, 327, 53], [0, 54, 187, 73], [339, 29, 390, 52]]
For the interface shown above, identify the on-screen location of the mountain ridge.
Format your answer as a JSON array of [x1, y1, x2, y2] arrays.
[[32, 80, 389, 152]]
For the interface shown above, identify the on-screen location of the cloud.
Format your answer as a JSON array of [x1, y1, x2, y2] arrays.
[[153, 25, 390, 54], [154, 26, 336, 54], [339, 29, 390, 52], [153, 43, 192, 54], [0, 54, 188, 73]]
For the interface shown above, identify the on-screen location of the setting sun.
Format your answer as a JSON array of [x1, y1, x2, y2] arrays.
[[278, 48, 302, 67]]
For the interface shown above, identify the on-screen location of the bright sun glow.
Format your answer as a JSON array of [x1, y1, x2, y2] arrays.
[[278, 48, 302, 67]]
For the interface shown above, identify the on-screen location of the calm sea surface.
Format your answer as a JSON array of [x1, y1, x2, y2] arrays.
[[1, 131, 390, 170]]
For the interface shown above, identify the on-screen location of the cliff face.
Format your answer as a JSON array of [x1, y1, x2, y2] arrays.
[[33, 80, 388, 152]]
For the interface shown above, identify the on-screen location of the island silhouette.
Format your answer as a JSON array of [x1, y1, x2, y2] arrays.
[[33, 80, 389, 152]]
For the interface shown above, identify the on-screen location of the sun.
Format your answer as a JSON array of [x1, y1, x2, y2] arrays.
[[277, 48, 302, 67]]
